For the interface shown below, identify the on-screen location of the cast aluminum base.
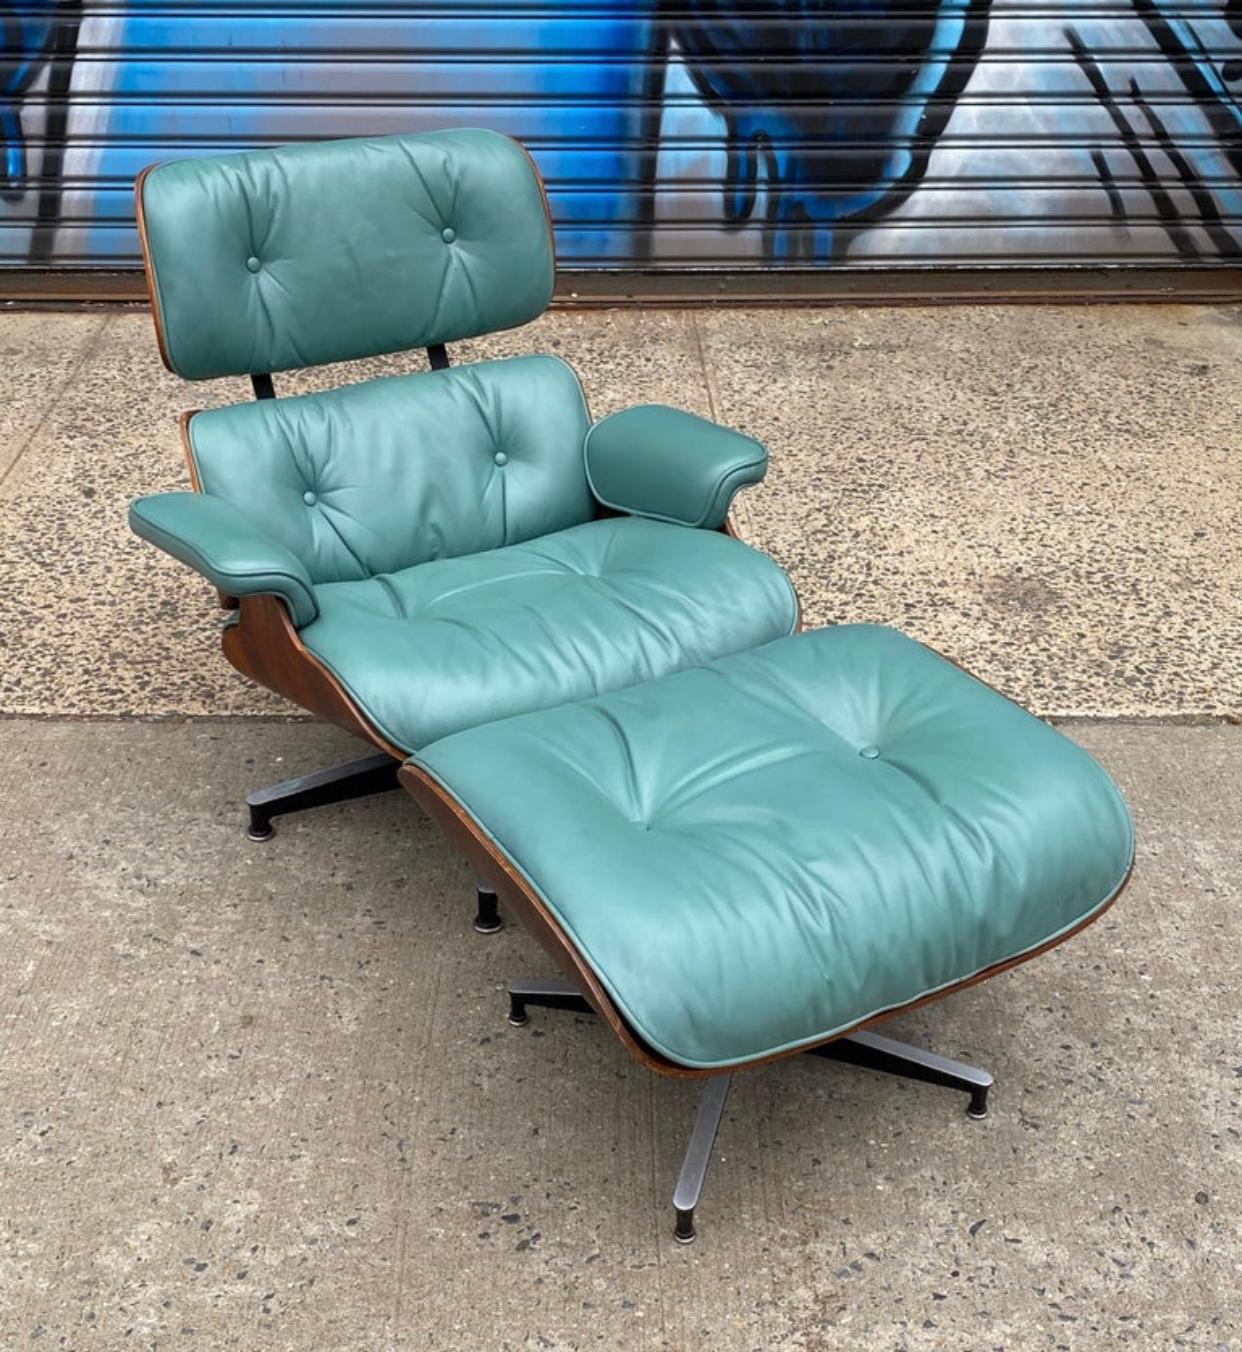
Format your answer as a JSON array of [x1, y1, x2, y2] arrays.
[[506, 975, 993, 1243], [244, 752, 502, 934], [245, 750, 400, 841]]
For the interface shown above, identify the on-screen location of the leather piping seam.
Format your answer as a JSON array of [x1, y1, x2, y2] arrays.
[[180, 408, 241, 612], [543, 352, 594, 428]]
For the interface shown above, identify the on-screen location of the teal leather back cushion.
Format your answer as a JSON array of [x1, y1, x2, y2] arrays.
[[139, 129, 555, 379], [187, 355, 593, 582]]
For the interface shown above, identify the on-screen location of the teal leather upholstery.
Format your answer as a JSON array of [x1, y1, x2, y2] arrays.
[[129, 491, 318, 627], [139, 129, 554, 379], [300, 517, 798, 750], [185, 356, 593, 582], [413, 625, 1134, 1070], [585, 405, 768, 529]]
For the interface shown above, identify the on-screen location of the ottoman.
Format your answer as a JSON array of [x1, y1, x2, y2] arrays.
[[400, 625, 1134, 1240]]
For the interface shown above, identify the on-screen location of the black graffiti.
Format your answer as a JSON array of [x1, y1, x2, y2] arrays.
[[27, 1, 82, 262], [1219, 0, 1241, 79], [1069, 17, 1242, 261], [1130, 76, 1241, 258], [1068, 25, 1198, 257], [1132, 0, 1242, 183]]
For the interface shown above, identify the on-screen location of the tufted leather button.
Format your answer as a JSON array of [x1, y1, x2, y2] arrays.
[[859, 744, 880, 759], [302, 490, 317, 506], [493, 451, 508, 467], [440, 226, 456, 244], [245, 255, 262, 273]]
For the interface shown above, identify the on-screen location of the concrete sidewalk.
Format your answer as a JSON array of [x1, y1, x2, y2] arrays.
[[0, 304, 1238, 720], [0, 302, 1238, 1349], [0, 718, 1237, 1349]]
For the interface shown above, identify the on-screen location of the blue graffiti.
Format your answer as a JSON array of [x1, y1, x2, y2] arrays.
[[671, 0, 992, 259], [102, 6, 659, 263], [2, 0, 1242, 263]]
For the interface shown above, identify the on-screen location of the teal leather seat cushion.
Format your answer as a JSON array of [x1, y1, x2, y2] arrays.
[[412, 625, 1134, 1070], [300, 516, 798, 751]]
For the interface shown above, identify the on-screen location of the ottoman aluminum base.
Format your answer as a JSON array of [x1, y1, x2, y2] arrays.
[[507, 975, 992, 1243]]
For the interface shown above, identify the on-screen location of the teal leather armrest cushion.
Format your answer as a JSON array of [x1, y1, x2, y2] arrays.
[[129, 492, 319, 627], [584, 405, 768, 529]]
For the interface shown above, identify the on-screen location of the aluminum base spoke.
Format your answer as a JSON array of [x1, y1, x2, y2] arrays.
[[245, 751, 399, 840], [808, 1029, 993, 1119]]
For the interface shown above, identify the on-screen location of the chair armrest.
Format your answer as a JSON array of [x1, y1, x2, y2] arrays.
[[584, 404, 768, 530], [128, 492, 319, 627]]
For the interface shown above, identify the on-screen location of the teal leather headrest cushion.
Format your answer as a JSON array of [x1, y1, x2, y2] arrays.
[[137, 128, 555, 380]]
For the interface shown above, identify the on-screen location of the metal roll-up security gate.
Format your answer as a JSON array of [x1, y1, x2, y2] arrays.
[[2, 0, 1241, 283]]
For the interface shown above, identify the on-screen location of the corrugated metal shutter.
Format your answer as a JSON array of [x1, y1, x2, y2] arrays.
[[2, 0, 1241, 271]]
